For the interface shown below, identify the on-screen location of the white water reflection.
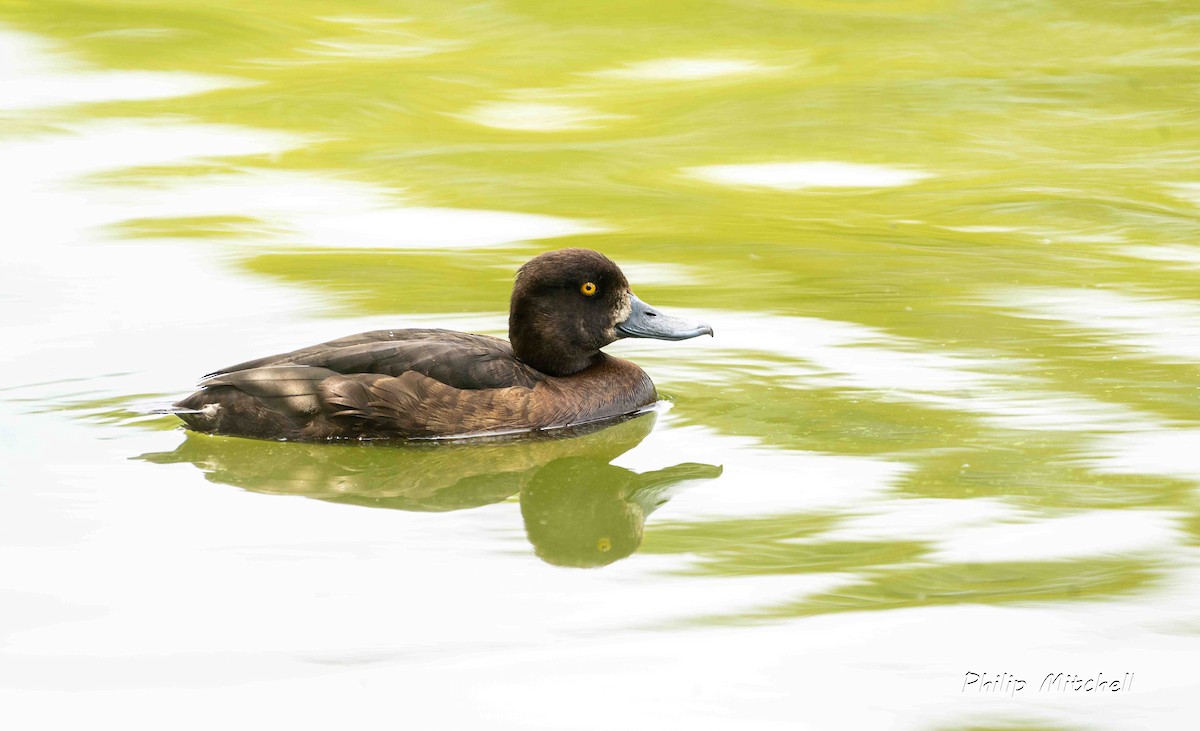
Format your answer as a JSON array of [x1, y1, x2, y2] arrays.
[[458, 100, 622, 131], [0, 120, 599, 251], [977, 286, 1200, 484], [0, 29, 247, 111], [0, 119, 307, 386], [300, 16, 465, 60], [1120, 244, 1200, 268], [1089, 428, 1200, 483], [616, 419, 910, 518], [1170, 181, 1200, 207], [990, 286, 1200, 362], [593, 57, 774, 81], [685, 161, 934, 190], [927, 509, 1184, 563]]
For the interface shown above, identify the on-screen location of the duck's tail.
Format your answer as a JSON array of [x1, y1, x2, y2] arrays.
[[149, 404, 205, 415]]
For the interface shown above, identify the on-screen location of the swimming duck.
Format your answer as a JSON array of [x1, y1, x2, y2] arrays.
[[174, 248, 712, 440]]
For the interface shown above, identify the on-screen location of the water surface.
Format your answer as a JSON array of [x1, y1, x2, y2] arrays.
[[2, 1, 1199, 728]]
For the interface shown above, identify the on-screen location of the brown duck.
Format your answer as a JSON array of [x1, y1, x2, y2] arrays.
[[174, 248, 712, 440]]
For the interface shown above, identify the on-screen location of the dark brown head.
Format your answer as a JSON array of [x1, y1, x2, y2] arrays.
[[508, 248, 712, 376]]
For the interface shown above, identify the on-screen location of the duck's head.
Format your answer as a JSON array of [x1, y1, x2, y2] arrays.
[[509, 248, 713, 376]]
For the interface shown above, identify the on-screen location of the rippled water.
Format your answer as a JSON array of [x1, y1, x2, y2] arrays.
[[2, 1, 1198, 728]]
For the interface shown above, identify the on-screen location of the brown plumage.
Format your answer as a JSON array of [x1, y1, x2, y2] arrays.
[[174, 248, 712, 441]]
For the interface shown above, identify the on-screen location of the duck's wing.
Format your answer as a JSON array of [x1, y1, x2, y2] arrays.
[[204, 328, 543, 391], [177, 329, 560, 438], [318, 370, 552, 438], [181, 366, 556, 440]]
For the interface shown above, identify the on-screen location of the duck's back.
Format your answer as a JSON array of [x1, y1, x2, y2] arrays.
[[175, 328, 654, 440], [206, 329, 543, 390]]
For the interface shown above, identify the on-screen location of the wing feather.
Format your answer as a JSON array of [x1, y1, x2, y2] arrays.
[[319, 371, 540, 438], [204, 329, 541, 391]]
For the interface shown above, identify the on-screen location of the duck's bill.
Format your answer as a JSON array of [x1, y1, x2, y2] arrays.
[[616, 294, 714, 340]]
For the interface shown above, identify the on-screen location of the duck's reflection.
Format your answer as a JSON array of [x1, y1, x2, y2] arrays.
[[139, 413, 721, 567], [522, 456, 723, 567]]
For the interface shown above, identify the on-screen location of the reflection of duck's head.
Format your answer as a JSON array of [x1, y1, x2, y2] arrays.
[[139, 411, 659, 512], [521, 457, 723, 568]]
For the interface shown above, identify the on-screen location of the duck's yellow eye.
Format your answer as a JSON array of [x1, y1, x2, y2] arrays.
[[580, 281, 597, 296], [597, 537, 612, 552]]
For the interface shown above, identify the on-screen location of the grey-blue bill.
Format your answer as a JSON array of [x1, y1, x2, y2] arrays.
[[616, 293, 713, 340]]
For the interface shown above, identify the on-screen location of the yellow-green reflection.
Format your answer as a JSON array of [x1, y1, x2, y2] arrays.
[[743, 559, 1158, 623], [645, 514, 1160, 624], [138, 412, 721, 566], [643, 515, 929, 577], [522, 456, 721, 567]]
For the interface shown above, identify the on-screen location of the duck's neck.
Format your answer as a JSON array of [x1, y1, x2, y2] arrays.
[[509, 314, 600, 377]]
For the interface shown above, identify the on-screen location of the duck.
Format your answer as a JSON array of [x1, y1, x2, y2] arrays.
[[173, 248, 712, 441]]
